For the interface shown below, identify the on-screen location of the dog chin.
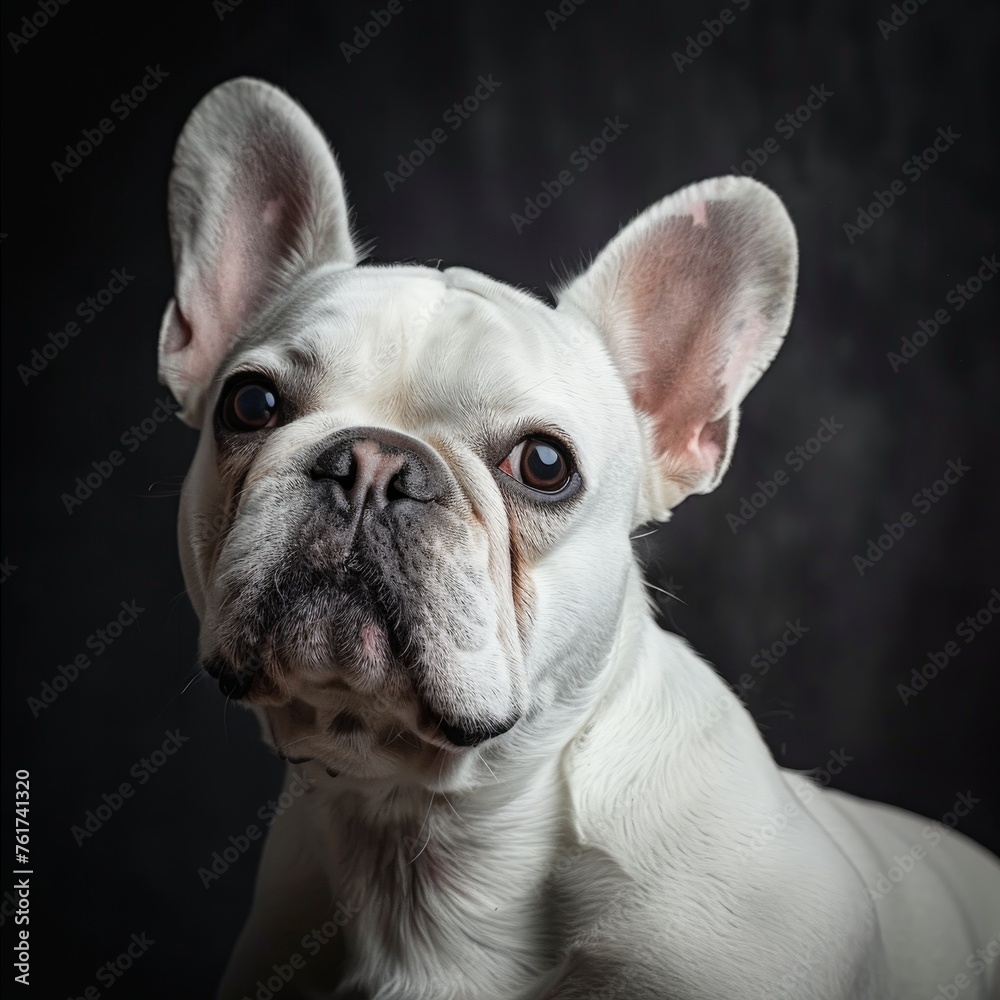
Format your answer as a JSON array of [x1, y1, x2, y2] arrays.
[[201, 620, 488, 782], [258, 698, 475, 788]]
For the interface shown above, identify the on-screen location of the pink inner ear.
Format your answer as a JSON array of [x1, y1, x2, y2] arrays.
[[719, 312, 768, 403], [177, 182, 305, 382], [618, 215, 774, 491], [685, 423, 722, 472], [161, 79, 360, 415], [195, 207, 251, 358], [623, 215, 728, 460], [559, 177, 795, 503], [164, 213, 251, 401], [215, 244, 248, 344]]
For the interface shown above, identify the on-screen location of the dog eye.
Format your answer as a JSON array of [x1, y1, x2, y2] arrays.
[[220, 378, 280, 432], [500, 437, 574, 493]]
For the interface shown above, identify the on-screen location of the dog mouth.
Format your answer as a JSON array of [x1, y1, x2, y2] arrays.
[[204, 559, 413, 697], [199, 490, 523, 763], [246, 686, 518, 782], [202, 607, 519, 762]]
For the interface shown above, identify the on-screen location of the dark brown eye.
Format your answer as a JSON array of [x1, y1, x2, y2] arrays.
[[500, 437, 574, 494], [220, 379, 279, 432]]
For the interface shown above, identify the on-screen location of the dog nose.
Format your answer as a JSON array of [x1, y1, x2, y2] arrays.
[[310, 431, 446, 508], [438, 715, 519, 747], [204, 653, 256, 699]]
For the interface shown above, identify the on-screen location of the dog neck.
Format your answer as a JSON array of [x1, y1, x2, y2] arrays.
[[308, 568, 652, 994], [315, 756, 566, 993]]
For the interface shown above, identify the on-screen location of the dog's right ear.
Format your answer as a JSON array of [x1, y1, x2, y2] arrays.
[[158, 78, 356, 426]]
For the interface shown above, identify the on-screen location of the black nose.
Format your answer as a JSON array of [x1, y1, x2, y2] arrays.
[[438, 715, 518, 747], [203, 654, 257, 699], [310, 429, 448, 510]]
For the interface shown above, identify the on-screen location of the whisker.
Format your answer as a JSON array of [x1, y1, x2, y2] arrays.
[[407, 774, 440, 864], [179, 672, 201, 696], [146, 476, 187, 497], [644, 581, 687, 605], [630, 527, 660, 541], [478, 752, 500, 784], [151, 667, 205, 720], [281, 733, 317, 750]]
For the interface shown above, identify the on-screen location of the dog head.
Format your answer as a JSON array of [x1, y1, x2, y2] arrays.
[[160, 79, 797, 788]]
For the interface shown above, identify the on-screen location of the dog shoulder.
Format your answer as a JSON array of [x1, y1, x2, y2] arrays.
[[553, 624, 888, 997]]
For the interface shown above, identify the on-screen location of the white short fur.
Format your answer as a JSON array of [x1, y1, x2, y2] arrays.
[[159, 79, 1000, 999]]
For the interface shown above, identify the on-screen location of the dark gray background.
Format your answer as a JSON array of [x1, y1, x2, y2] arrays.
[[2, 1, 997, 996]]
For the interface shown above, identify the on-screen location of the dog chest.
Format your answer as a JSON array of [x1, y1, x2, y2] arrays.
[[323, 784, 567, 998]]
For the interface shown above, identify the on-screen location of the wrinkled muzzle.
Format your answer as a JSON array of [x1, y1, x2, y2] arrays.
[[199, 427, 523, 752]]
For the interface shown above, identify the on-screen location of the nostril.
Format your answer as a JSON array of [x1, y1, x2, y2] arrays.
[[311, 453, 356, 491], [203, 655, 225, 679], [310, 432, 447, 507], [218, 667, 254, 700], [204, 656, 255, 699], [385, 475, 408, 503]]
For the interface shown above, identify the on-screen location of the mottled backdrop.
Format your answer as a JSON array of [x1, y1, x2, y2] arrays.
[[2, 0, 997, 996]]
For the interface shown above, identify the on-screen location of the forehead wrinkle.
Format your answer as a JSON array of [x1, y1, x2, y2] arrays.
[[423, 292, 552, 370], [316, 277, 447, 362], [420, 293, 578, 395], [287, 306, 386, 398], [234, 264, 619, 448]]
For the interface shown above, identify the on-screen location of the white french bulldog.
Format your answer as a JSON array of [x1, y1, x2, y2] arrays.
[[160, 79, 1000, 1000]]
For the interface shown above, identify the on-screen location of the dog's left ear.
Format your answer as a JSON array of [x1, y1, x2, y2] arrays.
[[158, 78, 357, 426], [556, 176, 797, 520]]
